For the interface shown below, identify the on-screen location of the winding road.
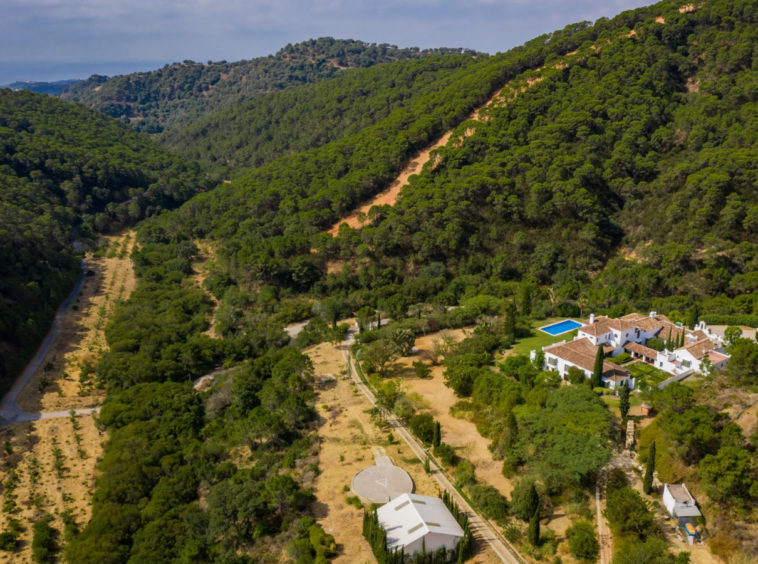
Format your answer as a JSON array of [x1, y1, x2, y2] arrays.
[[340, 328, 524, 564], [0, 240, 101, 427]]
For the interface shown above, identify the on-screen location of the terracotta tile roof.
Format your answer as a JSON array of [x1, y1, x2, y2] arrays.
[[624, 342, 660, 359], [545, 338, 630, 379], [708, 351, 729, 364], [683, 339, 717, 360]]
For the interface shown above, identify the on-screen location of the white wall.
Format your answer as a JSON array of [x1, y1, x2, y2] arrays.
[[405, 533, 460, 556]]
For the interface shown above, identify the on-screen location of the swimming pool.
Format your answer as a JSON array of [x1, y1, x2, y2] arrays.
[[539, 319, 583, 336]]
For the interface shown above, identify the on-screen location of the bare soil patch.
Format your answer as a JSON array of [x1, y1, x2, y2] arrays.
[[327, 131, 453, 235], [17, 231, 136, 412], [307, 342, 442, 561], [191, 240, 221, 338], [396, 330, 513, 498], [0, 415, 103, 563]]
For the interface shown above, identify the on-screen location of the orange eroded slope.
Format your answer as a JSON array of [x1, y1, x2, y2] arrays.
[[327, 131, 452, 235]]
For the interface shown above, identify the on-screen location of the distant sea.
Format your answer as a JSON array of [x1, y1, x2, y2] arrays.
[[0, 61, 167, 87]]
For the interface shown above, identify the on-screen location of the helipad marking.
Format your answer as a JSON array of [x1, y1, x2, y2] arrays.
[[376, 478, 388, 487]]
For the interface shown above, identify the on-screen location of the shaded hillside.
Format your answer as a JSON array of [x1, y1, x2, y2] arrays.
[[161, 55, 486, 178], [63, 37, 477, 134], [0, 89, 210, 391]]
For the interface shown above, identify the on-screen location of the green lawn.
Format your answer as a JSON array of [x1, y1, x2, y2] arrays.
[[626, 361, 670, 389], [601, 393, 642, 419], [510, 317, 580, 356]]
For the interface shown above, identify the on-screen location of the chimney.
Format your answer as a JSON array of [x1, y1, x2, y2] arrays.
[[649, 311, 657, 318], [589, 313, 595, 324]]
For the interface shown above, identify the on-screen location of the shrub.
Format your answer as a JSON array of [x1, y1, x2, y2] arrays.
[[566, 366, 586, 385], [31, 514, 55, 564], [608, 352, 632, 365], [646, 338, 665, 352], [566, 520, 599, 562], [408, 413, 435, 443], [433, 443, 458, 466], [454, 459, 476, 488], [468, 484, 509, 520], [0, 531, 17, 551]]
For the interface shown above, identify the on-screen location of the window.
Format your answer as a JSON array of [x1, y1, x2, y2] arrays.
[[394, 501, 410, 511], [682, 360, 691, 368], [407, 524, 424, 534], [548, 357, 557, 366]]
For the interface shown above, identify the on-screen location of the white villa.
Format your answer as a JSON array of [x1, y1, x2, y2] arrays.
[[532, 312, 730, 389]]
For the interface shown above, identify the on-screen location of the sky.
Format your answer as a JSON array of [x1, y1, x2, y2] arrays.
[[1, 0, 651, 84]]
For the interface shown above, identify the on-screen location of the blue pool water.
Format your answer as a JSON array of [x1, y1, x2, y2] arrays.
[[539, 319, 583, 336]]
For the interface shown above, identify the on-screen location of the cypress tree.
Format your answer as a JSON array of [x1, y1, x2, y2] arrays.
[[424, 456, 431, 474], [687, 304, 700, 330], [666, 327, 672, 349], [591, 345, 604, 389], [504, 300, 517, 340], [619, 384, 630, 421], [504, 411, 518, 449], [643, 441, 656, 494], [528, 508, 540, 546], [525, 483, 540, 521], [433, 421, 441, 447]]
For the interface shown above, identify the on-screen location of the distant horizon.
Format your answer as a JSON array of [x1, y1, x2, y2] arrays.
[[0, 60, 168, 87], [2, 1, 652, 83]]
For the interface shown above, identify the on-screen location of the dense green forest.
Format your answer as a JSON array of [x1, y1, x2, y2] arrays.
[[0, 89, 209, 392], [7, 0, 758, 563], [161, 55, 488, 178], [63, 38, 477, 134]]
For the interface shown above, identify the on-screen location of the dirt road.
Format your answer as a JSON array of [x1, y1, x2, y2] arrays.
[[341, 328, 524, 564], [0, 250, 99, 427]]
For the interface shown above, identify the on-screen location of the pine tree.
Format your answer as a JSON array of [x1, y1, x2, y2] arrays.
[[619, 384, 630, 421], [433, 421, 441, 447], [643, 441, 656, 494], [528, 507, 541, 546], [591, 345, 604, 389]]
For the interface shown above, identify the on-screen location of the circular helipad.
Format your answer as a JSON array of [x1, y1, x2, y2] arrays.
[[351, 465, 414, 503]]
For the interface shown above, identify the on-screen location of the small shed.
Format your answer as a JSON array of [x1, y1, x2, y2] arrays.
[[663, 483, 701, 545], [640, 403, 653, 416], [376, 493, 464, 556]]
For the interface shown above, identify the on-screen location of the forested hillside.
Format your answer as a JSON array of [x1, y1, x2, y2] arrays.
[[0, 89, 209, 392], [30, 0, 758, 563], [63, 38, 476, 134], [161, 55, 487, 178]]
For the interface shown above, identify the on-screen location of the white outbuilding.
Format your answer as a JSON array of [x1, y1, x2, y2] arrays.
[[376, 493, 464, 556]]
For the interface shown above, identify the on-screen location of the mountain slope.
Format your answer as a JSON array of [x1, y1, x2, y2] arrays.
[[161, 54, 487, 177], [63, 37, 477, 134], [65, 2, 758, 563], [0, 89, 210, 391]]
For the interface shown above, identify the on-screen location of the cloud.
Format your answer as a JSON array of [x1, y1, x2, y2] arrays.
[[0, 0, 651, 71]]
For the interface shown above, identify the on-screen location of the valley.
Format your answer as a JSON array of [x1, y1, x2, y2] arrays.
[[3, 1, 758, 564]]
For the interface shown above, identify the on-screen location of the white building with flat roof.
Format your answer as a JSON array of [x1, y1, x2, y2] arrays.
[[376, 493, 464, 556]]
